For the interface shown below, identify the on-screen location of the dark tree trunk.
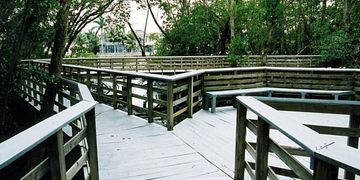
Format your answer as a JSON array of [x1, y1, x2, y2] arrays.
[[343, 0, 351, 25], [40, 0, 69, 117], [146, 0, 174, 48], [127, 22, 145, 57]]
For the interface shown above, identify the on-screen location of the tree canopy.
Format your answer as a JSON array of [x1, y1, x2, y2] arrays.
[[155, 0, 359, 67]]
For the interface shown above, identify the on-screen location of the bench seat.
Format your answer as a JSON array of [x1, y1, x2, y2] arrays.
[[205, 87, 354, 113]]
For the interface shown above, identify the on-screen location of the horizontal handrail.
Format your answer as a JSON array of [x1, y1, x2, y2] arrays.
[[28, 55, 321, 72], [235, 96, 360, 179], [0, 101, 96, 169], [0, 72, 99, 179]]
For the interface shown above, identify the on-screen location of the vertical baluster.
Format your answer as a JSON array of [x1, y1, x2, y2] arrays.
[[127, 76, 133, 115], [112, 74, 118, 109], [313, 158, 338, 180], [167, 81, 174, 130], [345, 114, 360, 179], [85, 108, 99, 180], [86, 69, 91, 87], [187, 76, 193, 118], [48, 130, 67, 180], [256, 117, 270, 180], [147, 80, 154, 123], [97, 71, 102, 100], [234, 104, 247, 180]]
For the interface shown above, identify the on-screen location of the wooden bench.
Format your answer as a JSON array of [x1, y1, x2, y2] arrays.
[[205, 87, 354, 113]]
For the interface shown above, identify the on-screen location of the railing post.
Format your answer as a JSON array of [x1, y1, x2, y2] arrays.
[[313, 158, 338, 180], [234, 104, 247, 180], [136, 58, 138, 72], [77, 68, 81, 82], [112, 74, 118, 109], [97, 71, 102, 100], [127, 76, 133, 115], [256, 117, 270, 180], [167, 81, 174, 130], [48, 130, 67, 180], [147, 80, 154, 123], [187, 76, 193, 118], [85, 108, 100, 180], [345, 114, 360, 179], [86, 69, 91, 87]]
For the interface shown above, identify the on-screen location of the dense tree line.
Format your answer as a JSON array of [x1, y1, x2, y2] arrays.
[[155, 0, 359, 67], [0, 0, 129, 133]]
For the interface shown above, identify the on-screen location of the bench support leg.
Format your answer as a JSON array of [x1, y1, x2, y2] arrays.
[[211, 96, 216, 113], [204, 95, 209, 110], [301, 92, 306, 99]]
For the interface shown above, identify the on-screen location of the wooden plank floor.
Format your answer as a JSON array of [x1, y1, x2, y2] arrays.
[[96, 104, 351, 179], [95, 104, 231, 180]]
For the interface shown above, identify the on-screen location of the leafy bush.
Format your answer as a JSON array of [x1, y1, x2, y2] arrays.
[[227, 36, 248, 66], [317, 30, 351, 67]]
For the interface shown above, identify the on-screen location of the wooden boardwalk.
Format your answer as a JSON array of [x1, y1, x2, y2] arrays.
[[95, 104, 350, 179], [95, 104, 232, 180]]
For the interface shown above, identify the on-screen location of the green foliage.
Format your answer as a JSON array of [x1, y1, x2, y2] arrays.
[[317, 30, 352, 67], [71, 30, 99, 56], [157, 2, 228, 55]]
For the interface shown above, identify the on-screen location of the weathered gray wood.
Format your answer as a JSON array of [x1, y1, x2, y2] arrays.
[[313, 158, 338, 180], [21, 158, 49, 180], [127, 76, 133, 115], [255, 117, 270, 180], [66, 152, 88, 180], [269, 140, 312, 179], [234, 104, 247, 180], [187, 76, 193, 118], [64, 127, 87, 155], [112, 74, 118, 109], [345, 114, 360, 180], [167, 81, 174, 130], [48, 130, 67, 180], [147, 80, 154, 123], [85, 108, 99, 180], [96, 71, 102, 100]]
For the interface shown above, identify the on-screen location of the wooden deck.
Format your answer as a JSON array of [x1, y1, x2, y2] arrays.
[[95, 104, 232, 180], [95, 104, 351, 179]]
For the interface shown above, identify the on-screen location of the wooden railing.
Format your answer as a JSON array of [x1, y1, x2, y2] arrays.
[[23, 60, 360, 130], [33, 55, 321, 72], [30, 60, 203, 130], [0, 70, 98, 179], [204, 67, 360, 100], [235, 96, 360, 179]]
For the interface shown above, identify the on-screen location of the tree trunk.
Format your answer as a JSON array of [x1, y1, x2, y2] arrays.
[[143, 8, 150, 55], [40, 0, 69, 117], [127, 22, 145, 56], [343, 0, 350, 25], [229, 0, 236, 39], [146, 0, 174, 48]]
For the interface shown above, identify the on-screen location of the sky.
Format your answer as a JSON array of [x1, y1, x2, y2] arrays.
[[128, 1, 163, 33], [84, 2, 163, 34]]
